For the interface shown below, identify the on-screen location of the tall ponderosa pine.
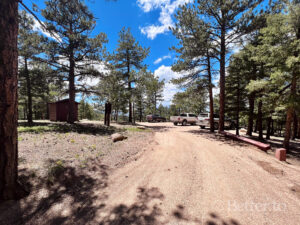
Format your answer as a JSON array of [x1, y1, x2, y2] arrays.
[[172, 83, 207, 115], [96, 69, 128, 121], [196, 0, 263, 132], [0, 0, 27, 200], [42, 0, 107, 123], [249, 5, 300, 150], [140, 70, 164, 115], [18, 63, 62, 120], [171, 4, 217, 132], [131, 69, 164, 121], [109, 28, 149, 123], [227, 53, 248, 135], [18, 11, 45, 124]]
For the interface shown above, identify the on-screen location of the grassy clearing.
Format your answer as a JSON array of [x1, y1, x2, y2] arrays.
[[125, 127, 151, 132], [18, 126, 54, 133], [18, 122, 122, 135]]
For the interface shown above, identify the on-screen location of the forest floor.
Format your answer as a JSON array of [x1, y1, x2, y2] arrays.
[[1, 121, 300, 225]]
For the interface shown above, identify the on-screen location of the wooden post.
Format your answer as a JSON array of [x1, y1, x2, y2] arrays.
[[104, 102, 111, 126]]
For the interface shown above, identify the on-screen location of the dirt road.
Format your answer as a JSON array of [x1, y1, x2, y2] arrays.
[[96, 122, 300, 225]]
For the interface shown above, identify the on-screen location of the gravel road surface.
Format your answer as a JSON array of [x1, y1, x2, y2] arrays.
[[97, 122, 300, 225]]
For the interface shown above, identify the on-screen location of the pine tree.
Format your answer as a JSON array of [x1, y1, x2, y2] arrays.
[[0, 0, 27, 200], [18, 11, 46, 124], [96, 69, 128, 121], [78, 99, 95, 120], [19, 62, 62, 120], [172, 82, 207, 114], [227, 53, 249, 135], [108, 27, 149, 123], [143, 70, 164, 115], [42, 0, 107, 123], [248, 4, 300, 150], [171, 4, 217, 132], [196, 0, 264, 132]]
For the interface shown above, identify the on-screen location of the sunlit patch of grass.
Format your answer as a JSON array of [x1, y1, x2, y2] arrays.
[[89, 144, 96, 150], [80, 159, 88, 168], [125, 127, 150, 132], [18, 126, 53, 133], [18, 137, 24, 141]]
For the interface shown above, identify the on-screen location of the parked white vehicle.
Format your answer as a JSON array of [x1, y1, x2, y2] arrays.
[[197, 113, 235, 129], [170, 113, 198, 126]]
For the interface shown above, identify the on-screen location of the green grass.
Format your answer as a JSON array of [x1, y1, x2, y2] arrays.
[[125, 127, 150, 132], [18, 122, 121, 135], [18, 126, 54, 133], [89, 144, 96, 150], [18, 137, 24, 141]]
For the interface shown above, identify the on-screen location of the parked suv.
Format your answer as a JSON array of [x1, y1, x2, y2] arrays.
[[197, 113, 235, 129], [146, 114, 166, 122]]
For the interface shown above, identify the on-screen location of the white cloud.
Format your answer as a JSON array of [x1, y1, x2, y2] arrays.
[[80, 62, 109, 86], [137, 0, 170, 12], [154, 55, 171, 64], [154, 65, 184, 106], [81, 77, 101, 87], [24, 11, 62, 42], [138, 0, 192, 39], [56, 56, 109, 87]]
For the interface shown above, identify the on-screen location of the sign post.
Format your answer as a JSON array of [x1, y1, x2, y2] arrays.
[[104, 102, 112, 126]]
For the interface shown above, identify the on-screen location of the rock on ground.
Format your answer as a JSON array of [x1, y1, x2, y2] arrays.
[[111, 133, 127, 142]]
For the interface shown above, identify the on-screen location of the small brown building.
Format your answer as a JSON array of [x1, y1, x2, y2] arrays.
[[48, 99, 79, 122]]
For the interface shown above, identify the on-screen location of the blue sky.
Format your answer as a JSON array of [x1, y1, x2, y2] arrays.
[[20, 0, 270, 106], [21, 0, 193, 105]]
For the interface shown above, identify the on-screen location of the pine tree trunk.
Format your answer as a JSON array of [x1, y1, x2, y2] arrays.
[[46, 103, 49, 120], [68, 50, 76, 124], [23, 106, 26, 120], [254, 119, 258, 133], [218, 22, 226, 133], [266, 117, 272, 140], [292, 113, 298, 140], [139, 102, 142, 122], [126, 52, 132, 123], [257, 100, 263, 140], [0, 0, 27, 200], [24, 57, 33, 124], [128, 81, 132, 123], [247, 93, 255, 136], [279, 122, 282, 137], [133, 102, 135, 124], [115, 109, 119, 122], [236, 79, 240, 136], [270, 119, 274, 136], [154, 92, 157, 114], [283, 74, 297, 150], [207, 53, 214, 133], [297, 117, 300, 139]]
